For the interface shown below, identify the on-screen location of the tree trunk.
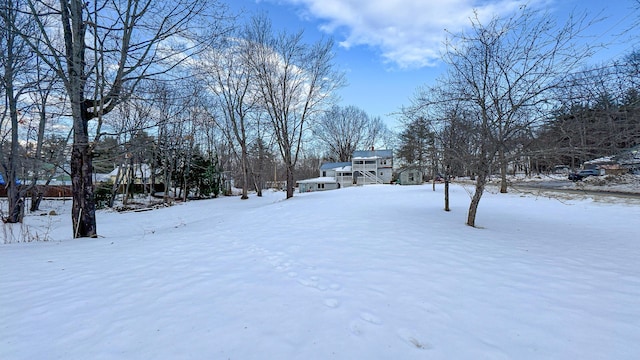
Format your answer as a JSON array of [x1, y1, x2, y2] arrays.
[[3, 20, 24, 223], [466, 174, 487, 227], [286, 164, 295, 199], [253, 176, 263, 197], [70, 142, 98, 238], [5, 180, 24, 223], [241, 145, 249, 200], [30, 186, 44, 213], [444, 172, 450, 212], [5, 121, 23, 223], [499, 147, 508, 193]]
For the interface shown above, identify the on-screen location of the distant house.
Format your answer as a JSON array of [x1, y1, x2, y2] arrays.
[[107, 163, 161, 185], [583, 145, 640, 175], [397, 167, 423, 185], [352, 149, 393, 185], [616, 145, 640, 174], [297, 149, 394, 192], [297, 177, 339, 193]]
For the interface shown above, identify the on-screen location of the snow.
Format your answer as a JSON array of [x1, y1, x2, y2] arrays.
[[2, 184, 640, 359], [296, 176, 338, 183]]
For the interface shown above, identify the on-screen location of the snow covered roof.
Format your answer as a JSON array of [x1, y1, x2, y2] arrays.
[[352, 149, 393, 159], [584, 156, 615, 165], [334, 166, 352, 172], [584, 146, 640, 167], [320, 162, 352, 171], [296, 177, 337, 184]]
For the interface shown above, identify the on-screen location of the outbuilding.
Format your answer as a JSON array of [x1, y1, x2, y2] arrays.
[[297, 177, 339, 193], [396, 167, 423, 185]]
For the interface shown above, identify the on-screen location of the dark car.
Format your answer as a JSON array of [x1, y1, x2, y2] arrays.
[[568, 169, 600, 181]]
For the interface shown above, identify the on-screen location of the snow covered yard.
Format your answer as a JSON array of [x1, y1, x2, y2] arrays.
[[1, 184, 640, 359]]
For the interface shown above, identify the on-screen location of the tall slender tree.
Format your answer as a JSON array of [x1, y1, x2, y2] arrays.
[[245, 14, 344, 199], [0, 0, 35, 223]]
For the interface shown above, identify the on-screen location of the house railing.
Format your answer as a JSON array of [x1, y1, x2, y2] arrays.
[[358, 170, 383, 185]]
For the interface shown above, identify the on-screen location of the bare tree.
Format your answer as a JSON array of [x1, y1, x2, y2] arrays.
[[313, 105, 387, 162], [414, 7, 595, 227], [0, 0, 36, 223], [18, 0, 228, 237], [202, 34, 260, 200], [245, 15, 344, 198], [25, 63, 68, 212]]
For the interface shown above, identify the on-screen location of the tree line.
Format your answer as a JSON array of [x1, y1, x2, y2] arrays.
[[1, 1, 388, 237], [3, 2, 637, 236]]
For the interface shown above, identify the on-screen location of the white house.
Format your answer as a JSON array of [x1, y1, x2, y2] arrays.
[[297, 149, 394, 192], [352, 149, 393, 185]]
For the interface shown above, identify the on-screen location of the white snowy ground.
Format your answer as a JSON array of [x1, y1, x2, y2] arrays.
[[2, 184, 640, 359]]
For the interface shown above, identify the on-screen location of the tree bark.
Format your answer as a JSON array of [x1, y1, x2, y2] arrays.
[[499, 147, 508, 193], [467, 174, 487, 227], [240, 145, 249, 200], [444, 166, 451, 212], [70, 141, 97, 238], [286, 164, 295, 199]]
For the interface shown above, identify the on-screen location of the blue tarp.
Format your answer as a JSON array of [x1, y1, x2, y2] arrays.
[[0, 174, 21, 185]]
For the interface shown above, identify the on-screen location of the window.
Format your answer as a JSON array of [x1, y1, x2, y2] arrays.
[[322, 171, 326, 177], [317, 184, 324, 189]]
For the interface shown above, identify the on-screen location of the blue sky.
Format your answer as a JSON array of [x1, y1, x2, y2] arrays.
[[227, 0, 638, 129]]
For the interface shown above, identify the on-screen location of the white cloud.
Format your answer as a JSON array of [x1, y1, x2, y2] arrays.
[[271, 0, 536, 69]]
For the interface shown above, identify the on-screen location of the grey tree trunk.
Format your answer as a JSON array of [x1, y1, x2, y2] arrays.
[[467, 173, 487, 227], [286, 164, 295, 199], [2, 0, 26, 223], [499, 148, 508, 193]]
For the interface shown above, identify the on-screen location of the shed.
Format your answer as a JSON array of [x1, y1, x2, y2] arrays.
[[599, 164, 629, 175], [397, 167, 423, 185]]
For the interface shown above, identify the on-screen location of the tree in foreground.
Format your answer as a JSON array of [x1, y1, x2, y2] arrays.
[[413, 7, 594, 227], [21, 0, 227, 237]]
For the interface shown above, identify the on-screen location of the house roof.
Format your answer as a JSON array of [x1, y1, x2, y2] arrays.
[[584, 146, 640, 166], [297, 177, 337, 184], [352, 149, 393, 159], [334, 165, 352, 172], [615, 145, 640, 165], [320, 162, 352, 170], [397, 166, 423, 174]]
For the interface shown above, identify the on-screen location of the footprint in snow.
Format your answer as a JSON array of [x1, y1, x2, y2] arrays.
[[359, 312, 382, 325], [348, 312, 383, 336], [396, 328, 432, 350], [297, 278, 326, 291], [323, 298, 340, 308]]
